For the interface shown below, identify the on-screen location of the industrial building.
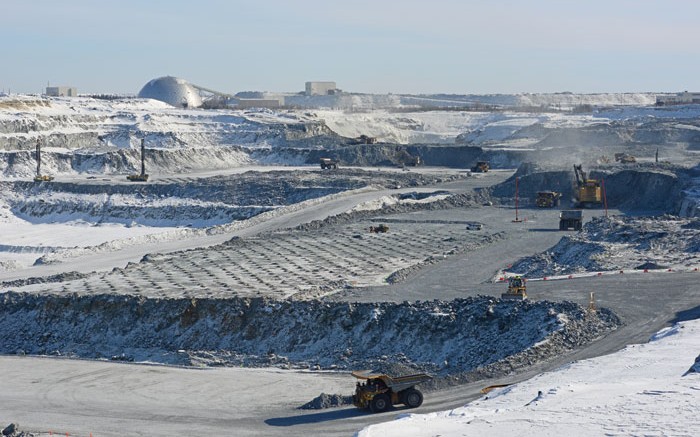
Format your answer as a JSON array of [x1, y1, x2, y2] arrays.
[[138, 76, 203, 108], [237, 98, 282, 109], [46, 86, 78, 97], [305, 81, 336, 96], [656, 91, 700, 105]]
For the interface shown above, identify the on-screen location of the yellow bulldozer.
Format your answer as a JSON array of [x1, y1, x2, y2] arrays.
[[501, 276, 527, 300], [573, 164, 602, 208]]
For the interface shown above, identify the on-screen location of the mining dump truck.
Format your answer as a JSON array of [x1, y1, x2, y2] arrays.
[[559, 209, 583, 231], [535, 191, 561, 208], [501, 276, 527, 300], [471, 161, 490, 173], [369, 224, 389, 233], [319, 158, 339, 169], [614, 152, 636, 164], [350, 134, 377, 145], [352, 370, 432, 413]]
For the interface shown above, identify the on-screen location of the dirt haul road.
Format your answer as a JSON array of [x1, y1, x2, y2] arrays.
[[2, 274, 698, 436], [0, 167, 498, 283], [2, 170, 700, 436]]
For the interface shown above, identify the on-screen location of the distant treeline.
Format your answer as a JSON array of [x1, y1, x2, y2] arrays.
[[84, 94, 135, 101], [387, 103, 595, 114]]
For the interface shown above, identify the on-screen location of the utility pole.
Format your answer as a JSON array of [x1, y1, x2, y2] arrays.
[[127, 137, 149, 182], [602, 177, 608, 218], [140, 138, 146, 178], [35, 139, 41, 178], [513, 177, 522, 223]]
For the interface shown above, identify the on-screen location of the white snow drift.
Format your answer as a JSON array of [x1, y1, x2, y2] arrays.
[[357, 319, 700, 437]]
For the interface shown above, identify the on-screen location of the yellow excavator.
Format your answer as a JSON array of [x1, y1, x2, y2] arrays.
[[573, 164, 602, 208]]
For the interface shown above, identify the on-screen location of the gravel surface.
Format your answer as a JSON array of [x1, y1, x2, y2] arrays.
[[509, 214, 700, 277]]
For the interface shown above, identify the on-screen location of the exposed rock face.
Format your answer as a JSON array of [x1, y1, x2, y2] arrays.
[[509, 215, 700, 277], [0, 292, 620, 377], [491, 163, 686, 213], [0, 169, 461, 229]]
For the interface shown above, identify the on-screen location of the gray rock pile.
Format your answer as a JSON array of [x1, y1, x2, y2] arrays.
[[1, 423, 33, 437], [0, 292, 620, 378], [509, 215, 700, 277], [298, 393, 354, 410]]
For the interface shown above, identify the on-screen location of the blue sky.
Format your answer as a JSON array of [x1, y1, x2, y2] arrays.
[[2, 0, 699, 95]]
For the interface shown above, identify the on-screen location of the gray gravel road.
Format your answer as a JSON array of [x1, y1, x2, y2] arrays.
[[3, 271, 697, 437]]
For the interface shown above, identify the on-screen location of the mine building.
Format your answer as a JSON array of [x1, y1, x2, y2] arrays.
[[305, 81, 337, 96], [656, 91, 700, 105], [46, 86, 78, 97], [236, 98, 282, 109]]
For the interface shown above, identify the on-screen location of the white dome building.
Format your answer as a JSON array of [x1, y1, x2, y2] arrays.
[[138, 76, 203, 108]]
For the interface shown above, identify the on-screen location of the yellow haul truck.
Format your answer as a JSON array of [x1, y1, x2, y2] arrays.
[[352, 370, 432, 413], [471, 161, 490, 173], [535, 191, 561, 208]]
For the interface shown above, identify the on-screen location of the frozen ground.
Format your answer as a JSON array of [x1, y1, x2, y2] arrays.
[[358, 319, 700, 437], [508, 215, 700, 277], [0, 168, 460, 273], [3, 95, 700, 178], [3, 95, 700, 436]]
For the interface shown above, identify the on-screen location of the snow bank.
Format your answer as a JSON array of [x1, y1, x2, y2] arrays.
[[357, 318, 700, 437]]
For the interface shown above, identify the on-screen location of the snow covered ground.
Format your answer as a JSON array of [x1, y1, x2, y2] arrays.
[[3, 93, 700, 436], [357, 319, 700, 437], [4, 94, 700, 158], [508, 215, 700, 278]]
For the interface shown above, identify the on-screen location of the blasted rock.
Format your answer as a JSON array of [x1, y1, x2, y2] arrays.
[[684, 354, 700, 376], [299, 393, 353, 410], [2, 423, 17, 436]]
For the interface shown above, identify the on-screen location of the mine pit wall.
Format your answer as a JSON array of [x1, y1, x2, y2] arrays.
[[0, 146, 259, 177], [1, 177, 353, 227], [602, 169, 682, 212], [1, 142, 512, 176], [491, 165, 686, 213], [303, 144, 528, 169], [0, 292, 620, 377]]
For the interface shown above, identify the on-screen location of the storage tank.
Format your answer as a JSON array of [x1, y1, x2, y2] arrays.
[[138, 76, 203, 108]]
